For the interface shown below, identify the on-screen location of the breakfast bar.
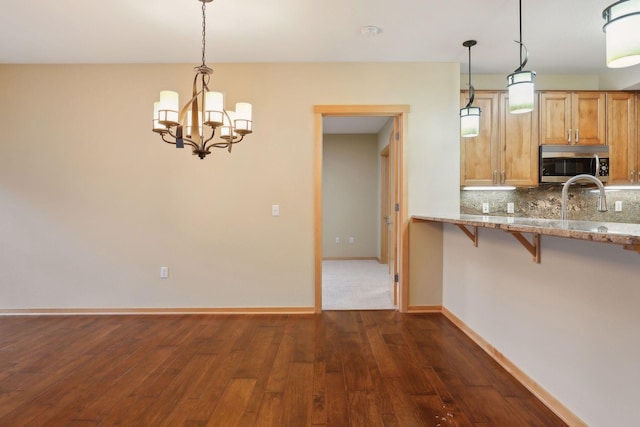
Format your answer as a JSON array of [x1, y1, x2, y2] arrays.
[[412, 214, 640, 263]]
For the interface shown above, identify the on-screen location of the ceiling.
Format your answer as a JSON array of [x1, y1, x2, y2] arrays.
[[323, 116, 391, 135], [0, 0, 628, 75], [2, 0, 636, 134]]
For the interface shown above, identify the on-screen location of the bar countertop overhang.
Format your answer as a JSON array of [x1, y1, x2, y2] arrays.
[[412, 214, 640, 247]]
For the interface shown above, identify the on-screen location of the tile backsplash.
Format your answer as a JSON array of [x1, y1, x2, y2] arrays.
[[460, 185, 640, 223]]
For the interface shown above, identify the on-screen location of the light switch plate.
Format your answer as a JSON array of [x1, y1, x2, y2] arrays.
[[272, 204, 280, 216], [615, 201, 622, 212]]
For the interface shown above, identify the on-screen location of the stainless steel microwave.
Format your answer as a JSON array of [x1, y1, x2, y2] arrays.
[[539, 145, 609, 183]]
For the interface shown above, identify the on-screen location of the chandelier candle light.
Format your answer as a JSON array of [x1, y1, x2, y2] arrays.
[[602, 0, 640, 68], [152, 0, 253, 159], [507, 0, 536, 114], [460, 40, 481, 138]]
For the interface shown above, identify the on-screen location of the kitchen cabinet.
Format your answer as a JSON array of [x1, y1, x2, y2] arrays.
[[539, 91, 606, 145], [460, 91, 538, 187], [608, 92, 638, 185]]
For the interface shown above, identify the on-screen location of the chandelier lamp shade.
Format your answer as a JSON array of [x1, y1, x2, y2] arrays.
[[507, 0, 536, 114], [602, 0, 640, 68], [152, 0, 253, 159], [460, 40, 481, 138]]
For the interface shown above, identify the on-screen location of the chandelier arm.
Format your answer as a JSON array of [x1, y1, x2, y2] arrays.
[[202, 131, 216, 145], [165, 127, 199, 150], [208, 142, 231, 149], [191, 74, 202, 142], [160, 133, 178, 145], [228, 134, 245, 146], [205, 141, 231, 155]]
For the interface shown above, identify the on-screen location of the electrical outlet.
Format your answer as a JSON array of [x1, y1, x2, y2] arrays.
[[271, 204, 280, 216], [349, 237, 355, 244], [160, 266, 169, 279], [615, 201, 622, 212], [335, 237, 340, 244], [482, 202, 489, 214], [507, 202, 515, 214]]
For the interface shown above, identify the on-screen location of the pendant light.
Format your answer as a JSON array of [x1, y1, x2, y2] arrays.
[[460, 40, 481, 138], [602, 0, 640, 68], [507, 0, 536, 114]]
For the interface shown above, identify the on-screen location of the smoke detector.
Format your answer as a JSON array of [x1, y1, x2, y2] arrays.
[[360, 26, 382, 37]]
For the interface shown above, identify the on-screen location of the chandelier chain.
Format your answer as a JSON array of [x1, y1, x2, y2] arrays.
[[201, 0, 207, 67]]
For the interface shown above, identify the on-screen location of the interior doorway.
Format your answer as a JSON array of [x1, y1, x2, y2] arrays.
[[313, 105, 409, 313]]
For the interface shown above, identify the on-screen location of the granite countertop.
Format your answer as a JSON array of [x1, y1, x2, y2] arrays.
[[412, 214, 640, 247]]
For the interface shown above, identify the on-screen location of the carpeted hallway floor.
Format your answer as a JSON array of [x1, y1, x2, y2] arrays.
[[322, 259, 395, 310]]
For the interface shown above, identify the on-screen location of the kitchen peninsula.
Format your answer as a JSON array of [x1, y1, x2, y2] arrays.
[[412, 214, 640, 263]]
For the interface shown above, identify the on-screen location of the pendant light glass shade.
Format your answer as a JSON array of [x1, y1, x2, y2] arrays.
[[460, 40, 481, 138], [460, 106, 481, 138], [602, 0, 640, 68], [507, 70, 536, 114]]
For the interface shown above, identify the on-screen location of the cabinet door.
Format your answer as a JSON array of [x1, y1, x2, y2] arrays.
[[607, 92, 636, 184], [460, 91, 499, 186], [539, 92, 571, 145], [500, 92, 539, 186], [573, 92, 606, 145]]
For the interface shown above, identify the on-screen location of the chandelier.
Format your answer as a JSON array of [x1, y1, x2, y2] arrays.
[[152, 0, 253, 159]]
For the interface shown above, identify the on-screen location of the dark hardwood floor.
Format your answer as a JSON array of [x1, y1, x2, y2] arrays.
[[0, 311, 567, 426]]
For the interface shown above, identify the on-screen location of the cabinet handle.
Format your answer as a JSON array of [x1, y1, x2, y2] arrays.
[[501, 171, 506, 184], [575, 129, 579, 144], [567, 129, 572, 143], [493, 170, 498, 184]]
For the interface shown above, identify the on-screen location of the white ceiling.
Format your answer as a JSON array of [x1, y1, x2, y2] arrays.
[[323, 116, 391, 135], [0, 0, 628, 75]]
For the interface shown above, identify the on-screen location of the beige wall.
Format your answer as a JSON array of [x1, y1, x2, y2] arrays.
[[0, 62, 460, 309], [322, 134, 378, 258]]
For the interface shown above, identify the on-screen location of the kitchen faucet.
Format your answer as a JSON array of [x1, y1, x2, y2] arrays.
[[561, 174, 607, 221]]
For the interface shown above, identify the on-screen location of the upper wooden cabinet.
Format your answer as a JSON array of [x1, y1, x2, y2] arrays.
[[460, 91, 499, 186], [608, 92, 638, 185], [460, 91, 538, 187], [539, 91, 606, 145]]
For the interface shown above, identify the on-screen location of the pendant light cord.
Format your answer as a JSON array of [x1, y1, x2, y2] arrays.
[[468, 44, 472, 87], [515, 0, 529, 72], [519, 0, 523, 68]]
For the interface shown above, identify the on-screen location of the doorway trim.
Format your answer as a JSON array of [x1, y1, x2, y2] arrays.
[[380, 144, 390, 266], [313, 105, 410, 313]]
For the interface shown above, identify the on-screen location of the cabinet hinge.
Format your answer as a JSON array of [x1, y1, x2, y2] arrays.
[[394, 203, 400, 212], [394, 274, 399, 283]]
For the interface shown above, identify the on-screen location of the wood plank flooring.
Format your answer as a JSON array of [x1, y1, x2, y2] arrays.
[[0, 311, 568, 426]]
